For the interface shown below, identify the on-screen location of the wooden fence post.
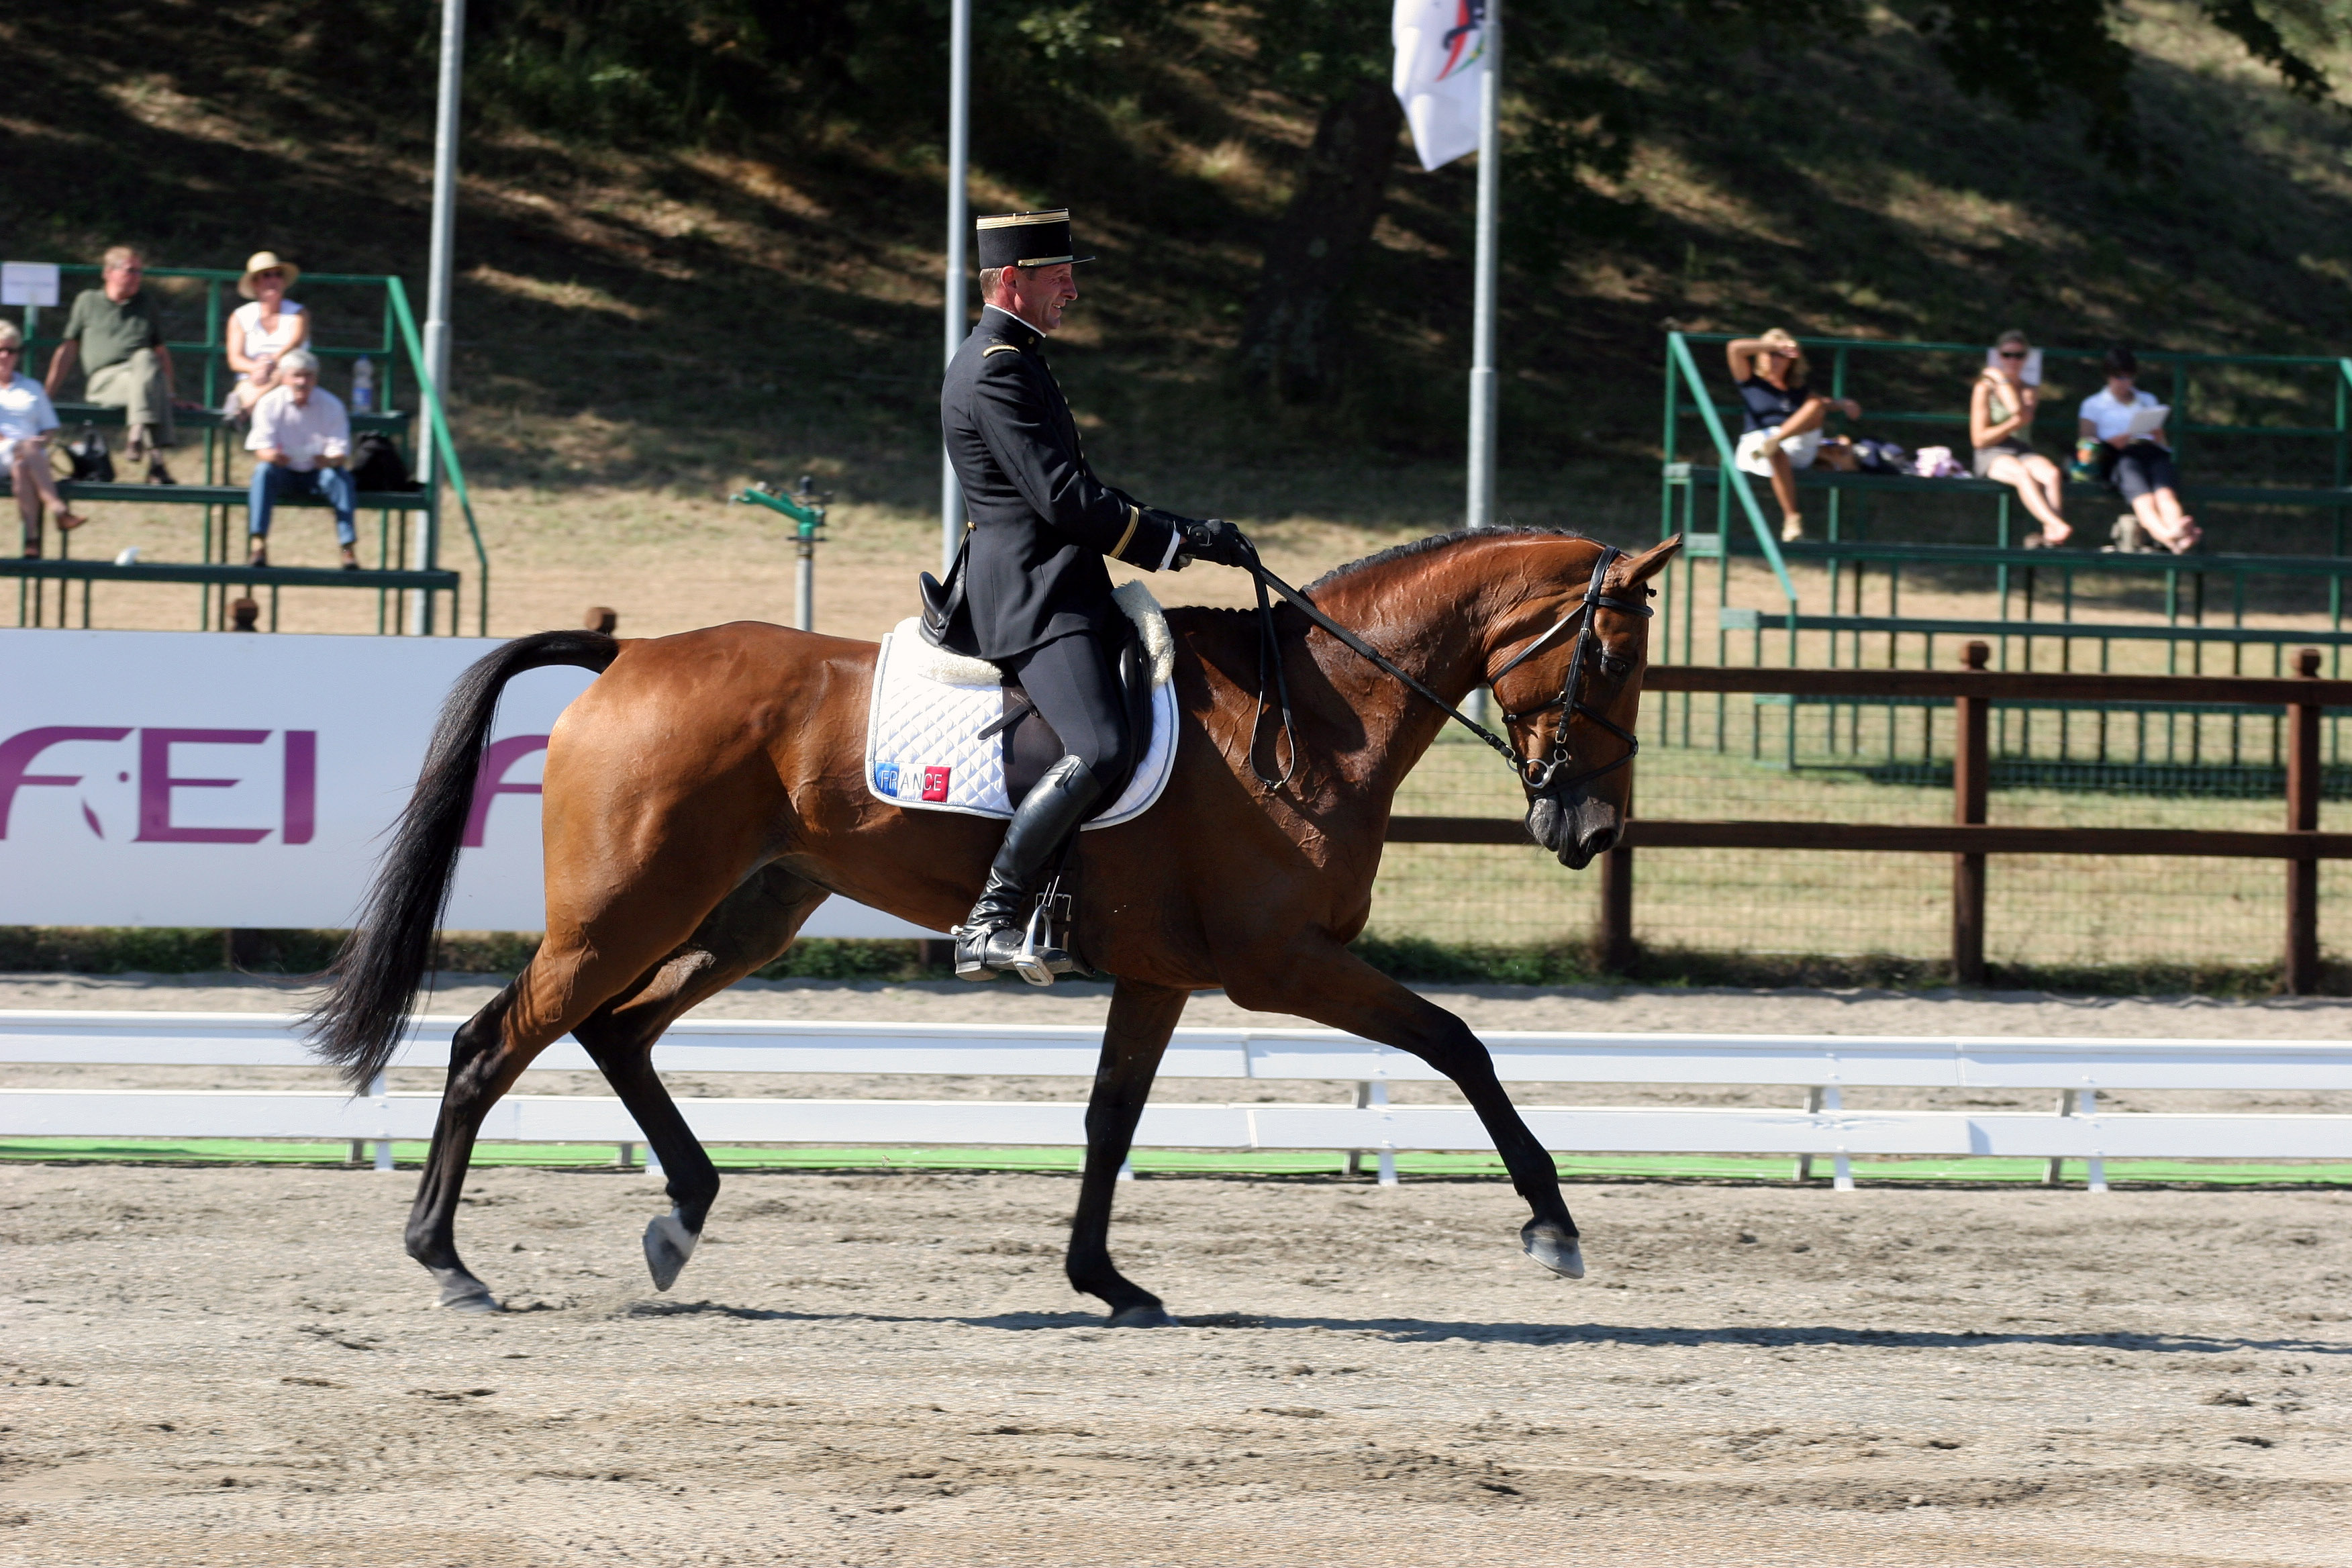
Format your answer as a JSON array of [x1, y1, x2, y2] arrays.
[[1599, 768, 1635, 973], [1953, 641, 1992, 986], [1600, 846, 1635, 973], [2286, 648, 2323, 994]]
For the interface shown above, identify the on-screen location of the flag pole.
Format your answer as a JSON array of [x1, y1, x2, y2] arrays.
[[415, 0, 465, 636], [1465, 0, 1501, 536], [940, 0, 972, 575], [1463, 0, 1502, 724]]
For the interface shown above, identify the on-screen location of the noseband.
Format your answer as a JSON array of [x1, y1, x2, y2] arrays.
[[1239, 542, 1651, 794], [1489, 544, 1654, 791]]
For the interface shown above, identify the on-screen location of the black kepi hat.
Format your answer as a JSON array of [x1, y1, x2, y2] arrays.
[[975, 209, 1092, 271]]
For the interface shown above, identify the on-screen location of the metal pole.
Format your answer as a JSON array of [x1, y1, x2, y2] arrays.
[[1463, 0, 1502, 725], [1464, 0, 1502, 535], [795, 541, 815, 632], [413, 0, 465, 635], [940, 0, 971, 575]]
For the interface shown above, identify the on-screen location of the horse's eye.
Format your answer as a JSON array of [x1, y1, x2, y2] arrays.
[[1600, 652, 1630, 679]]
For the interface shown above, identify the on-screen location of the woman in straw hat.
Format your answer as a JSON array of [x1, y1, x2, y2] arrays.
[[222, 251, 309, 417], [1726, 328, 1859, 542]]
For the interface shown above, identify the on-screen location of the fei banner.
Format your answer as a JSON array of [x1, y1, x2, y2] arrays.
[[0, 630, 932, 937]]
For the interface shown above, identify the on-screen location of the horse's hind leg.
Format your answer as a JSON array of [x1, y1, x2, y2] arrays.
[[403, 981, 554, 1310], [1065, 978, 1189, 1326], [1230, 939, 1585, 1279], [571, 865, 831, 1291], [405, 867, 773, 1309]]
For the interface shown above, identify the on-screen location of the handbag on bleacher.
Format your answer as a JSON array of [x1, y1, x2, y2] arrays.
[[350, 433, 421, 491], [62, 424, 115, 483]]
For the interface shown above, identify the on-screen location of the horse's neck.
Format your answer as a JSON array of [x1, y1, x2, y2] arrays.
[[1304, 546, 1511, 793]]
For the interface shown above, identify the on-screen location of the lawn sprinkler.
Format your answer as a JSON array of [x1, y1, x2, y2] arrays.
[[734, 474, 831, 631]]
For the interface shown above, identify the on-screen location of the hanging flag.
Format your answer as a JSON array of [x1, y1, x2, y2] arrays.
[[1392, 0, 1487, 172]]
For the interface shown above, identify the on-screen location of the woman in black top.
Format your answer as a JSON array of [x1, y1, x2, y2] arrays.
[[1726, 329, 1860, 542]]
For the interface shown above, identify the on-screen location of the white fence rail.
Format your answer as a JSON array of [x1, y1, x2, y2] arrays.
[[4, 1011, 2348, 1189]]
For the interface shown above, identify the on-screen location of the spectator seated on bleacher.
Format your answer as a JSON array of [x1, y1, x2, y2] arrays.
[[42, 245, 183, 485], [1972, 329, 2071, 547], [245, 350, 358, 569], [222, 251, 309, 419], [1, 322, 89, 557], [1726, 329, 1863, 544], [2077, 346, 2199, 555]]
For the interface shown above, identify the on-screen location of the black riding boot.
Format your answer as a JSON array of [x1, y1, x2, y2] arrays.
[[954, 754, 1102, 982]]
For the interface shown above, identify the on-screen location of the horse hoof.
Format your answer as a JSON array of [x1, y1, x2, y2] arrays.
[[1521, 1220, 1586, 1280], [642, 1208, 700, 1292], [438, 1279, 501, 1312], [1105, 1303, 1181, 1328]]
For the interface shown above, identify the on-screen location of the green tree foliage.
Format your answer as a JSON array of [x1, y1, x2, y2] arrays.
[[442, 0, 1193, 149]]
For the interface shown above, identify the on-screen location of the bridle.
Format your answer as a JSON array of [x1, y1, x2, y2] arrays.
[[1489, 544, 1653, 791], [1240, 541, 1653, 793]]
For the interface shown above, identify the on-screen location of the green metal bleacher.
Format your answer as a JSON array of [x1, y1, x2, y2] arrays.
[[5, 264, 489, 634], [1654, 330, 2352, 770]]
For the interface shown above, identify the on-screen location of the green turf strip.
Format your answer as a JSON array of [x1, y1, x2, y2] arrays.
[[5, 1138, 2352, 1186]]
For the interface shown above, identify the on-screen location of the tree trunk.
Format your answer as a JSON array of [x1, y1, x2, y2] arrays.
[[1237, 77, 1405, 403]]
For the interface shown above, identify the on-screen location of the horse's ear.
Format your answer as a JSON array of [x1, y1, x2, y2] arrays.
[[1612, 535, 1683, 587]]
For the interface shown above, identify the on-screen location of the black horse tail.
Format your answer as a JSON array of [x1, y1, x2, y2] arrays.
[[305, 630, 620, 1089]]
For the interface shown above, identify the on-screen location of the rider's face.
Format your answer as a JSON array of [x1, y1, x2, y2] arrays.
[[1001, 263, 1078, 334]]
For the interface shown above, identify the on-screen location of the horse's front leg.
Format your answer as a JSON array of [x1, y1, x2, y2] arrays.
[[1065, 977, 1190, 1326], [1229, 938, 1584, 1279]]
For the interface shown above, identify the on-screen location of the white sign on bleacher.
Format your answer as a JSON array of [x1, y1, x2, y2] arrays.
[[1, 262, 60, 308], [0, 630, 934, 938]]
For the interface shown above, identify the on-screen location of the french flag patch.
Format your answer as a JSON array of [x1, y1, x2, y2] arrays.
[[873, 761, 899, 797], [922, 765, 952, 802]]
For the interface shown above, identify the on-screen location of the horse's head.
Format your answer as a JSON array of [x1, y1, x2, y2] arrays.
[[1494, 536, 1681, 869]]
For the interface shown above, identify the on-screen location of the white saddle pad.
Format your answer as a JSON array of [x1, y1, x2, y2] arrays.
[[863, 583, 1177, 828]]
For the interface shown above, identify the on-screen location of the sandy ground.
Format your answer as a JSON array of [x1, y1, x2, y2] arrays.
[[3, 1165, 2349, 1568], [6, 975, 2351, 1565]]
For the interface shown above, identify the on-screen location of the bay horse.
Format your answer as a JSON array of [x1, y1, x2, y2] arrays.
[[307, 527, 1681, 1322]]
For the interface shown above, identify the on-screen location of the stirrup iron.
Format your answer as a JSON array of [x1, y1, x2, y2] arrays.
[[1009, 879, 1077, 987]]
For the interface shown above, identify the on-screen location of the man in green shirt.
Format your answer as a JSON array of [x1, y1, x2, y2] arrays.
[[44, 244, 178, 483]]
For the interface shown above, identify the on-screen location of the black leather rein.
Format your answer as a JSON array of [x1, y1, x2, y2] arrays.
[[1238, 542, 1653, 792]]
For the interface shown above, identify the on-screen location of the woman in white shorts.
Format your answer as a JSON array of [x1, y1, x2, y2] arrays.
[[222, 251, 310, 417], [0, 321, 87, 556], [1726, 329, 1861, 542], [1970, 329, 2070, 546]]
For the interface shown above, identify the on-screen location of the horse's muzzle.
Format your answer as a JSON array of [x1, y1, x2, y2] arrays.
[[1526, 793, 1622, 871]]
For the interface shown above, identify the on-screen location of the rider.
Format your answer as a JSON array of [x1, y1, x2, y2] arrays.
[[936, 208, 1251, 979]]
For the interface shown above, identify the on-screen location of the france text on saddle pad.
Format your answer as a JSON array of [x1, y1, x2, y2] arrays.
[[863, 622, 1176, 828]]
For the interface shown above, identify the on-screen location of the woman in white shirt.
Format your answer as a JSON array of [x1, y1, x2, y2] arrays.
[[0, 322, 87, 556], [2077, 347, 2198, 553], [222, 251, 310, 417]]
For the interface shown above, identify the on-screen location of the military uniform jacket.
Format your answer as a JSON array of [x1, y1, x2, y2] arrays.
[[939, 307, 1179, 660]]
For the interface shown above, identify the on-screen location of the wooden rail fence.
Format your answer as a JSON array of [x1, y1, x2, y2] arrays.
[[1385, 646, 2349, 991]]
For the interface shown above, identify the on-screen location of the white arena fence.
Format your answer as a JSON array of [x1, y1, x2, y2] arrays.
[[4, 1011, 2349, 1191]]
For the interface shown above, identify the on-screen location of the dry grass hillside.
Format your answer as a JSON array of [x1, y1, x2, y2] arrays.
[[9, 1, 2352, 638]]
